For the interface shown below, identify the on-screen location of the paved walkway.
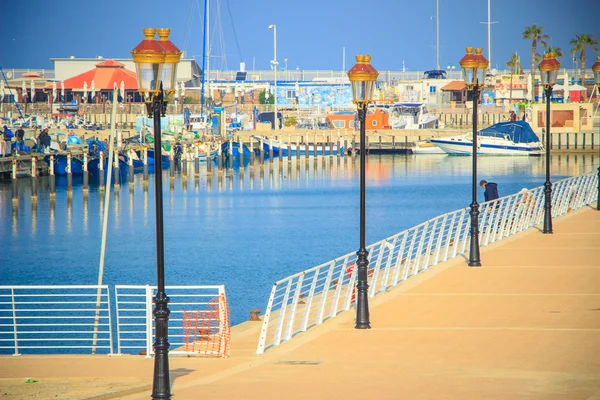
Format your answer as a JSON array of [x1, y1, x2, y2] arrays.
[[2, 206, 599, 399]]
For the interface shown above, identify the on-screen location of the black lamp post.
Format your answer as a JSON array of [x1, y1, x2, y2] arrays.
[[132, 27, 182, 400], [592, 56, 600, 211], [459, 47, 488, 267], [538, 52, 560, 234], [347, 55, 378, 329]]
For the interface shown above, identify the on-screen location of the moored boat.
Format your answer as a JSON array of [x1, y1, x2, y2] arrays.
[[252, 135, 344, 156], [430, 121, 544, 156]]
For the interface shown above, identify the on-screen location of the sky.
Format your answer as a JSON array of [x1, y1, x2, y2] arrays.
[[1, 0, 599, 73]]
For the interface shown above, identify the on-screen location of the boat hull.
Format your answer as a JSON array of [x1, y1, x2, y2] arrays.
[[255, 136, 344, 156], [430, 138, 543, 156], [44, 155, 85, 176]]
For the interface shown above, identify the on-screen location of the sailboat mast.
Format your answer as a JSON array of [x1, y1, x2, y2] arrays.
[[436, 0, 440, 70], [200, 0, 208, 116], [487, 0, 491, 68]]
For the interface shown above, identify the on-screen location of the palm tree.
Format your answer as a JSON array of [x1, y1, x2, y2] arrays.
[[506, 53, 522, 105], [546, 46, 564, 59], [570, 34, 599, 84], [523, 25, 551, 75]]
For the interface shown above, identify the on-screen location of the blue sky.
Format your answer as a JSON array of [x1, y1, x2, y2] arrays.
[[1, 0, 599, 72]]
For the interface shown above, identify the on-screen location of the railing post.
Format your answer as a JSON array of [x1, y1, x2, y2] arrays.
[[145, 285, 153, 358], [11, 288, 21, 356]]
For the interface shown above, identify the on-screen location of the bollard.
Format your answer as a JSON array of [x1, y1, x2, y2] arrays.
[[99, 151, 105, 190], [66, 152, 73, 193], [143, 146, 148, 182], [49, 154, 56, 196], [12, 157, 18, 201], [82, 152, 89, 191]]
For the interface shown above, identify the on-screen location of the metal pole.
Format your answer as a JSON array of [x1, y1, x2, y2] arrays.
[[151, 86, 171, 400], [543, 86, 553, 233], [468, 86, 481, 267], [355, 104, 370, 329], [273, 25, 278, 131]]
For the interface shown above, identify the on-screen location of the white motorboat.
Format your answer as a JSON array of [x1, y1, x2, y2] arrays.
[[413, 139, 446, 154], [388, 103, 438, 129], [430, 121, 544, 156]]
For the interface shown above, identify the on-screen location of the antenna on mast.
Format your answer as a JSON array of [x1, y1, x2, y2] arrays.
[[479, 0, 498, 70]]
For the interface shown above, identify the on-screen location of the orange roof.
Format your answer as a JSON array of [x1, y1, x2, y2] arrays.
[[441, 81, 466, 91], [62, 59, 138, 90]]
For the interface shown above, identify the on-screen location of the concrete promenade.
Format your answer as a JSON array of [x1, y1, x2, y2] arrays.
[[1, 205, 599, 399]]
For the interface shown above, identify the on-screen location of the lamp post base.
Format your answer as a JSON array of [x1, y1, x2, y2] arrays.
[[468, 201, 481, 267], [355, 248, 371, 329], [542, 181, 553, 234]]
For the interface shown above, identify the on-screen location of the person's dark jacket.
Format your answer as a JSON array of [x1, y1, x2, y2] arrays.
[[484, 182, 499, 202], [41, 133, 52, 146]]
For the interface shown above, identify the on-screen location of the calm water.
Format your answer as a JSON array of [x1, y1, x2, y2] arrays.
[[0, 153, 597, 325]]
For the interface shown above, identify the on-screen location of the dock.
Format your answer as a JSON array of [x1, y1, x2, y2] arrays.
[[1, 205, 598, 399]]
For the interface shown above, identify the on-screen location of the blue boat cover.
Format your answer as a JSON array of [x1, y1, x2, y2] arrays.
[[478, 121, 540, 144]]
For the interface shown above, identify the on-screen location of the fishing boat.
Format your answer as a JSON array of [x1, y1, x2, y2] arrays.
[[430, 121, 544, 156], [44, 153, 85, 175], [210, 141, 252, 160], [252, 135, 345, 156]]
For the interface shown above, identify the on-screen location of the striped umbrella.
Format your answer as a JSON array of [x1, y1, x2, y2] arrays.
[[52, 81, 57, 102], [91, 80, 95, 100], [30, 80, 35, 103], [60, 81, 65, 102]]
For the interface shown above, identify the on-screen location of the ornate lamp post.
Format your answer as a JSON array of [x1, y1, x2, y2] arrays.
[[459, 47, 488, 267], [592, 56, 600, 211], [132, 27, 181, 400], [347, 55, 378, 329], [538, 52, 560, 234]]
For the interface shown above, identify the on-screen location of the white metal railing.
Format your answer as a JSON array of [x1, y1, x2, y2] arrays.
[[256, 172, 599, 354], [114, 285, 227, 356], [0, 285, 112, 355]]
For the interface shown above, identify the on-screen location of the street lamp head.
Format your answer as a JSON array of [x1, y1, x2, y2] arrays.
[[157, 28, 182, 96], [592, 55, 600, 85], [459, 47, 479, 90], [269, 24, 275, 30], [475, 47, 488, 87], [131, 28, 166, 97], [347, 55, 379, 108], [539, 52, 560, 88]]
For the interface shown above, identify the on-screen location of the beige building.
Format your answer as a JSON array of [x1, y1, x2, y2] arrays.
[[529, 102, 594, 133], [51, 56, 201, 83]]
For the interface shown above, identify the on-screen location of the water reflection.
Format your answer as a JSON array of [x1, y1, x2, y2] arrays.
[[0, 153, 597, 326]]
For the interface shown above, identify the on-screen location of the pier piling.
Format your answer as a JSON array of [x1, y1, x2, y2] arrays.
[[49, 154, 56, 196], [66, 152, 73, 194], [98, 151, 105, 190], [113, 150, 120, 188], [143, 147, 148, 182], [169, 148, 175, 180], [31, 156, 38, 200], [83, 153, 89, 192], [11, 157, 18, 201], [128, 149, 134, 185]]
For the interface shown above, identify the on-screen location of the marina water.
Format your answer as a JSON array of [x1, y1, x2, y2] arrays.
[[1, 153, 596, 325]]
